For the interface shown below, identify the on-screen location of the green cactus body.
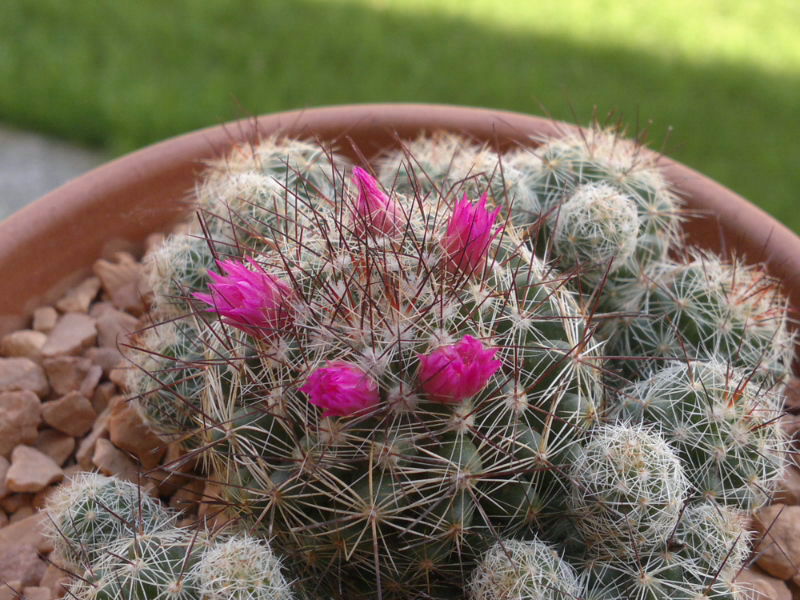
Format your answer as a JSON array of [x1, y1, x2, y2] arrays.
[[467, 537, 582, 600], [615, 361, 785, 510], [113, 133, 791, 600], [568, 424, 688, 558], [45, 473, 174, 570], [608, 253, 794, 382]]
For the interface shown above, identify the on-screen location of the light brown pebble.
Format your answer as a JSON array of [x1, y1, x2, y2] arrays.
[[5, 446, 63, 493], [31, 308, 58, 334], [0, 510, 6, 528], [108, 365, 129, 388], [92, 438, 141, 483], [109, 400, 165, 469], [90, 381, 116, 413], [776, 466, 800, 506], [0, 359, 49, 398], [754, 504, 800, 585], [75, 396, 119, 470], [93, 252, 145, 316], [42, 356, 92, 396], [41, 392, 96, 438], [33, 430, 75, 467], [22, 587, 51, 600], [55, 276, 101, 314], [736, 566, 792, 600], [0, 581, 22, 600], [0, 543, 46, 587], [0, 494, 30, 514], [95, 307, 139, 349], [9, 506, 34, 524], [0, 457, 7, 499], [41, 313, 97, 358], [39, 564, 71, 599], [0, 391, 42, 457], [0, 513, 53, 554], [0, 331, 47, 362], [169, 478, 205, 515], [78, 365, 102, 398], [83, 346, 123, 377]]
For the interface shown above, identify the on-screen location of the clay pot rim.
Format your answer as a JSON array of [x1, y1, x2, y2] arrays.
[[1, 103, 799, 335]]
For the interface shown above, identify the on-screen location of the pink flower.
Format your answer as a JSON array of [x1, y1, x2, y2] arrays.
[[442, 192, 502, 276], [352, 166, 403, 237], [193, 258, 294, 339], [418, 335, 502, 404], [300, 361, 380, 417]]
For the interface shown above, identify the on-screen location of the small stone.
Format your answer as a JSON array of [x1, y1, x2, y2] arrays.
[[33, 430, 75, 467], [75, 397, 119, 470], [0, 457, 7, 499], [22, 587, 51, 600], [31, 484, 59, 510], [145, 232, 166, 254], [92, 438, 140, 483], [0, 544, 46, 587], [84, 347, 123, 376], [0, 331, 47, 362], [9, 506, 34, 523], [95, 308, 139, 349], [0, 359, 49, 398], [41, 313, 97, 358], [78, 365, 102, 398], [31, 308, 57, 334], [93, 252, 145, 315], [169, 478, 204, 515], [6, 446, 63, 493], [108, 365, 129, 388], [736, 567, 792, 600], [0, 513, 52, 554], [39, 564, 70, 599], [0, 510, 6, 528], [42, 356, 92, 396], [0, 494, 30, 514], [754, 504, 800, 584], [90, 381, 116, 413], [0, 581, 21, 600], [41, 392, 96, 437], [0, 391, 42, 457], [109, 400, 166, 468], [55, 276, 101, 314], [776, 466, 800, 506]]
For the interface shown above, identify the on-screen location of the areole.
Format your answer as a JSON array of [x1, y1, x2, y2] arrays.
[[1, 103, 799, 336]]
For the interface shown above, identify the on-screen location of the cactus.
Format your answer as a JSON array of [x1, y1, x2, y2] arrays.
[[551, 181, 641, 282], [44, 472, 173, 570], [674, 502, 750, 586], [194, 536, 294, 600], [102, 131, 792, 599], [466, 537, 582, 600], [607, 252, 794, 382], [614, 360, 786, 510], [568, 424, 688, 558]]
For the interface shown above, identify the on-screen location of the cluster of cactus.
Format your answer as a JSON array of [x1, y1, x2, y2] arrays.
[[44, 473, 295, 599], [67, 127, 794, 599]]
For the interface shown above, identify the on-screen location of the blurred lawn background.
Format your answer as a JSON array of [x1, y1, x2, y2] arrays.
[[1, 0, 799, 229]]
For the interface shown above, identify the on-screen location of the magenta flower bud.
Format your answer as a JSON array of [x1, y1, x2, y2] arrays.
[[193, 258, 294, 339], [352, 166, 403, 237], [418, 335, 502, 404], [300, 361, 380, 417], [442, 192, 502, 276]]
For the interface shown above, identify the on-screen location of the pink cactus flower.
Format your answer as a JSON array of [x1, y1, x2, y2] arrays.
[[193, 258, 294, 339], [442, 192, 502, 276], [352, 166, 403, 237], [418, 335, 502, 404], [300, 361, 380, 417]]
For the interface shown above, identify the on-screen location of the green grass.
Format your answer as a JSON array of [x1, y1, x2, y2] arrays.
[[1, 0, 799, 229]]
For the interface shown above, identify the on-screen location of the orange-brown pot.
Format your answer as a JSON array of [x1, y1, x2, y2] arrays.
[[2, 104, 799, 337]]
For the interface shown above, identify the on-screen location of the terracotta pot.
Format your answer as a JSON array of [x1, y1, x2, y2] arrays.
[[2, 103, 799, 338]]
